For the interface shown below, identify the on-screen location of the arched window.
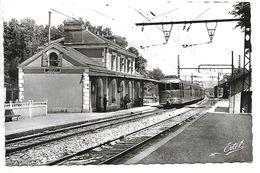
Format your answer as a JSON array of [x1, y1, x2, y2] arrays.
[[49, 52, 59, 66]]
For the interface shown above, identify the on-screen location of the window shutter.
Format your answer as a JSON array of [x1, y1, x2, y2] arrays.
[[58, 53, 63, 67], [42, 53, 48, 67]]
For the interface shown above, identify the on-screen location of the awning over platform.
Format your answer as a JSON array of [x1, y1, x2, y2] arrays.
[[89, 68, 159, 83]]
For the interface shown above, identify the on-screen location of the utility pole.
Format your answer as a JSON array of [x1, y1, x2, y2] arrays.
[[217, 72, 220, 97], [231, 51, 234, 77], [48, 11, 51, 44], [238, 55, 241, 69], [177, 55, 180, 78], [48, 8, 79, 44], [241, 20, 252, 113]]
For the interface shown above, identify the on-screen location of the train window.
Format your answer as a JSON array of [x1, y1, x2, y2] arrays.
[[166, 83, 171, 90], [159, 83, 166, 91], [171, 83, 179, 90], [181, 83, 184, 90]]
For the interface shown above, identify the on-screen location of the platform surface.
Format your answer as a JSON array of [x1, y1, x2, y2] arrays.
[[5, 105, 157, 137], [126, 112, 252, 164]]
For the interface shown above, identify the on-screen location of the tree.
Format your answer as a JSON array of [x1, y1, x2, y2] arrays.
[[144, 68, 165, 97], [4, 18, 64, 85], [128, 46, 147, 75], [50, 24, 64, 40], [84, 20, 129, 48], [229, 2, 251, 30], [128, 47, 139, 56], [4, 19, 23, 63], [20, 18, 38, 61], [114, 35, 128, 48], [4, 18, 24, 84], [147, 67, 165, 80]]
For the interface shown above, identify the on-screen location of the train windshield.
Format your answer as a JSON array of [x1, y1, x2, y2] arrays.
[[159, 83, 166, 91], [166, 84, 171, 90], [159, 83, 180, 90], [172, 83, 179, 90]]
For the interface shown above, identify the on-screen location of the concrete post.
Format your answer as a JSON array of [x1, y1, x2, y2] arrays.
[[9, 101, 12, 109], [45, 99, 48, 116], [141, 82, 144, 106], [18, 68, 24, 102], [133, 57, 135, 74], [28, 100, 32, 118], [82, 69, 90, 112], [105, 50, 110, 69], [117, 55, 120, 71], [89, 80, 92, 112]]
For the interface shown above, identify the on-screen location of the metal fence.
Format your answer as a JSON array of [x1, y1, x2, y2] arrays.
[[4, 100, 48, 118]]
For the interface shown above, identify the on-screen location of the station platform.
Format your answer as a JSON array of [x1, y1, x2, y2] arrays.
[[5, 105, 158, 139], [125, 110, 252, 164]]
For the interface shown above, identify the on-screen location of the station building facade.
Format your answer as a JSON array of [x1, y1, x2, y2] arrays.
[[18, 21, 156, 113], [228, 71, 251, 113]]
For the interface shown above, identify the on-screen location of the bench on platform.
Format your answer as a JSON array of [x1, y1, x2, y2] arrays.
[[5, 110, 21, 122]]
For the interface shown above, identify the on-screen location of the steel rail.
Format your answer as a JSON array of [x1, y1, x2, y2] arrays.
[[99, 113, 205, 164], [6, 109, 154, 143], [5, 109, 164, 156], [46, 104, 208, 165], [100, 101, 213, 164]]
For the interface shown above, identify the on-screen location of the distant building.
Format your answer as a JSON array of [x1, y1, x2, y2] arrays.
[[228, 71, 251, 113], [18, 21, 157, 113]]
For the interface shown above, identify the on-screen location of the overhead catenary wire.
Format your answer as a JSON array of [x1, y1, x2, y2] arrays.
[[181, 7, 212, 47], [125, 5, 180, 48], [90, 9, 117, 21], [51, 5, 167, 60], [185, 7, 211, 31], [134, 8, 163, 32], [50, 8, 80, 21], [149, 8, 179, 21]]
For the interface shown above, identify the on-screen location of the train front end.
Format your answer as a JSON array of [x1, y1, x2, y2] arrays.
[[159, 78, 183, 106]]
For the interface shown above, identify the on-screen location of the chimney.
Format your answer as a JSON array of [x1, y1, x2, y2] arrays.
[[64, 20, 85, 45]]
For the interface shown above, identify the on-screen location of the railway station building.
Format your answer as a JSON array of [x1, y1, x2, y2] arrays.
[[18, 21, 157, 113], [214, 70, 251, 114], [228, 71, 251, 113]]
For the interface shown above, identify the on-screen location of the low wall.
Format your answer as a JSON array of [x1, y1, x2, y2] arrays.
[[4, 101, 47, 119], [144, 97, 158, 103], [229, 92, 241, 114]]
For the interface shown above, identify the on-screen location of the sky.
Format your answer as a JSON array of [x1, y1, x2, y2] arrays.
[[2, 0, 247, 82]]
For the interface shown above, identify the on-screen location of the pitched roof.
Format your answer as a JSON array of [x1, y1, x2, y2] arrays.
[[41, 30, 136, 57], [61, 45, 104, 67], [81, 30, 107, 44], [19, 42, 105, 68], [79, 30, 136, 57], [95, 34, 137, 57]]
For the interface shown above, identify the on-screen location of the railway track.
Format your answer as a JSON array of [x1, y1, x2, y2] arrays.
[[6, 98, 215, 166], [46, 103, 211, 165], [5, 108, 166, 156]]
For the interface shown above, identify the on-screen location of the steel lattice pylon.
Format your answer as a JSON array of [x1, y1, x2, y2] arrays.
[[242, 26, 251, 90], [240, 25, 252, 113]]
